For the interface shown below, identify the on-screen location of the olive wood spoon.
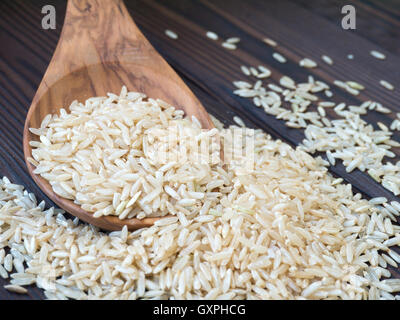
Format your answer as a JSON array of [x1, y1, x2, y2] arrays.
[[23, 0, 214, 231]]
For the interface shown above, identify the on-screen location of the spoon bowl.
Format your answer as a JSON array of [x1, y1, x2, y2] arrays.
[[23, 0, 214, 231]]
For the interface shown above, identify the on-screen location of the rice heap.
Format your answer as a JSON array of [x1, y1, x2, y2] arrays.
[[28, 87, 222, 220], [233, 67, 400, 196], [1, 87, 399, 299]]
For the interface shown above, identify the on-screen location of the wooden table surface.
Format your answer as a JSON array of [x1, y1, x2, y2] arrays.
[[0, 0, 400, 300]]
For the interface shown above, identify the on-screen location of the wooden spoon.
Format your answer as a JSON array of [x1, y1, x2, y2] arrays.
[[23, 0, 214, 231]]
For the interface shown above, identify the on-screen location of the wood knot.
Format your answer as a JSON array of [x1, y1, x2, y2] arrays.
[[73, 0, 94, 14]]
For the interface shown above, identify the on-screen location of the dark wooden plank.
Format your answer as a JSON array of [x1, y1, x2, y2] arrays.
[[294, 0, 400, 55], [126, 0, 400, 200], [0, 0, 400, 299]]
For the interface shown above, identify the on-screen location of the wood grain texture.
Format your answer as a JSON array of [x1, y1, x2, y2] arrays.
[[23, 0, 214, 231], [1, 0, 400, 299]]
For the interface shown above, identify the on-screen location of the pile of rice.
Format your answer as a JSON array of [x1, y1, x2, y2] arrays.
[[28, 87, 222, 219], [1, 87, 399, 299], [233, 65, 400, 196]]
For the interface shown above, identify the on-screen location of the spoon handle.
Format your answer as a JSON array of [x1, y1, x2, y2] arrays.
[[42, 0, 154, 91], [64, 0, 149, 51]]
